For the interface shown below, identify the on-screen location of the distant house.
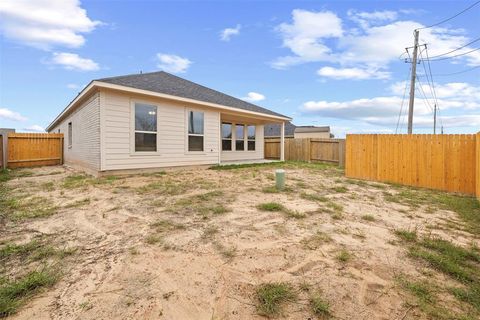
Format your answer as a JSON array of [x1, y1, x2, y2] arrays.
[[264, 122, 332, 139], [46, 71, 291, 175]]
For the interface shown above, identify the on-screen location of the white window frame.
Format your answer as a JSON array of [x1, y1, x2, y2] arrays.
[[235, 123, 245, 151], [130, 100, 159, 155], [67, 122, 72, 149], [247, 125, 256, 151], [185, 108, 205, 153], [221, 122, 233, 152]]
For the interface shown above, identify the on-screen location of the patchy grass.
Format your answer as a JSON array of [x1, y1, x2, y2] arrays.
[[331, 186, 348, 193], [256, 202, 305, 219], [394, 229, 418, 242], [384, 188, 480, 234], [257, 202, 284, 212], [150, 219, 186, 232], [214, 242, 237, 260], [310, 293, 330, 318], [202, 225, 219, 240], [361, 214, 376, 222], [336, 249, 352, 263], [0, 268, 57, 317], [171, 191, 231, 218], [145, 234, 163, 245], [301, 231, 333, 250], [395, 232, 480, 318], [300, 192, 328, 202], [64, 198, 91, 208], [0, 239, 74, 262], [255, 282, 296, 317]]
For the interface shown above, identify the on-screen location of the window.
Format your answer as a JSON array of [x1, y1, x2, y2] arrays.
[[235, 124, 245, 151], [247, 125, 256, 151], [68, 122, 72, 148], [134, 103, 157, 152], [188, 111, 204, 151], [221, 123, 232, 151]]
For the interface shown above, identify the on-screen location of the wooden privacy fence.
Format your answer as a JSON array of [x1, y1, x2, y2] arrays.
[[265, 138, 346, 166], [6, 133, 64, 168], [345, 134, 480, 197]]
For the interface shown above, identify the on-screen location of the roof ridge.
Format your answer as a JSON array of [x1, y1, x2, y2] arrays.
[[96, 70, 167, 81]]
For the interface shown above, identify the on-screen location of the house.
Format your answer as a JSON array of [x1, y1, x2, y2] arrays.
[[46, 71, 291, 175], [264, 122, 332, 139]]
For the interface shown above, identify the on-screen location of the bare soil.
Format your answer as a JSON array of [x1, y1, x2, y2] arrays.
[[2, 163, 478, 319]]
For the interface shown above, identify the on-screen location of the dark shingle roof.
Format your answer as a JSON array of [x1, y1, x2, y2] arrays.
[[96, 71, 288, 118], [264, 122, 297, 137]]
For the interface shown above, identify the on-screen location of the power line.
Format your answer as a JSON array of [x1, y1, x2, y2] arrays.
[[417, 1, 480, 30], [432, 64, 480, 76], [428, 46, 480, 61], [428, 37, 480, 60], [396, 64, 412, 134]]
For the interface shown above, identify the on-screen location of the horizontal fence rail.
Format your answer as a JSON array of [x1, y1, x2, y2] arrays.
[[265, 138, 345, 166], [346, 134, 480, 197], [7, 133, 64, 168]]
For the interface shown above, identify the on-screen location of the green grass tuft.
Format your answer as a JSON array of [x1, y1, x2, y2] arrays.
[[257, 202, 284, 212], [0, 269, 57, 317], [255, 282, 296, 317], [310, 293, 330, 317]]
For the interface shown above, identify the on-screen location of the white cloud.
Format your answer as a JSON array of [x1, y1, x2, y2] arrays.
[[0, 108, 27, 121], [347, 10, 398, 29], [156, 53, 191, 73], [23, 125, 45, 132], [242, 92, 266, 102], [51, 52, 99, 71], [272, 9, 480, 71], [0, 0, 101, 49], [317, 66, 390, 80], [67, 83, 80, 89], [220, 24, 241, 41], [301, 81, 480, 128], [272, 10, 342, 69]]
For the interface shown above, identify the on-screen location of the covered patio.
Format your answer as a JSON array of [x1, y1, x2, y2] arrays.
[[219, 111, 286, 164]]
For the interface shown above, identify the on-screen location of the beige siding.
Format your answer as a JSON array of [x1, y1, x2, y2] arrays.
[[102, 90, 220, 170], [294, 131, 330, 139], [221, 124, 264, 162], [50, 92, 100, 171]]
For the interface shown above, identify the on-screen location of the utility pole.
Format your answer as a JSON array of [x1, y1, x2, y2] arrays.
[[407, 29, 419, 134], [433, 104, 437, 134]]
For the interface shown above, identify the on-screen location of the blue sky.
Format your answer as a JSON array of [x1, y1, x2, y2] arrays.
[[1, 0, 479, 137]]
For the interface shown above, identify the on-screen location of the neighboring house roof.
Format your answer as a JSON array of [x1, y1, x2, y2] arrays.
[[97, 71, 288, 119], [46, 71, 290, 131], [264, 123, 331, 137], [295, 126, 330, 133], [264, 122, 297, 137]]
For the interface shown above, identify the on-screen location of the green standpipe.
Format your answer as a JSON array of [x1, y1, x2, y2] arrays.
[[275, 169, 285, 190]]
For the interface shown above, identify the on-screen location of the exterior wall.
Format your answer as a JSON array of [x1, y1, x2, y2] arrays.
[[221, 124, 264, 162], [50, 92, 101, 172], [294, 131, 330, 139], [101, 90, 220, 171]]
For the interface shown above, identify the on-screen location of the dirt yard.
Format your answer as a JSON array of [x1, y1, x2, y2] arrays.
[[1, 162, 479, 319]]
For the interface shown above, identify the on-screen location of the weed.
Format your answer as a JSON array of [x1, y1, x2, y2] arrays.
[[41, 182, 55, 192], [300, 193, 328, 202], [214, 242, 237, 260], [255, 282, 296, 317], [202, 225, 219, 240], [301, 231, 333, 250], [150, 220, 186, 232], [283, 209, 306, 219], [64, 198, 91, 208], [310, 293, 330, 317], [394, 229, 418, 242], [336, 249, 352, 263], [257, 202, 284, 212], [331, 186, 348, 193], [145, 234, 163, 245], [361, 214, 375, 222]]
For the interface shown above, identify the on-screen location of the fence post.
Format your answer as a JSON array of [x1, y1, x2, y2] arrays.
[[476, 132, 480, 200], [338, 139, 346, 168]]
